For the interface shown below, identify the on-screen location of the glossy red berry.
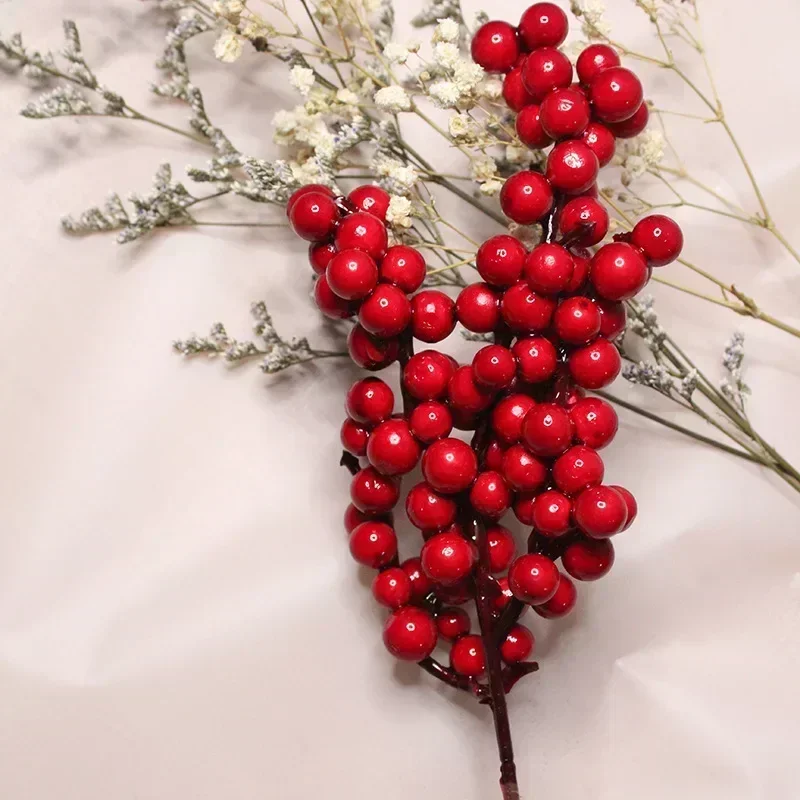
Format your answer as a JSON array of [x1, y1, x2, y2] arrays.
[[410, 290, 457, 343], [438, 577, 473, 606], [346, 378, 394, 425], [501, 444, 548, 492], [344, 504, 392, 534], [335, 212, 388, 261], [471, 21, 520, 73], [422, 437, 479, 494], [576, 44, 621, 86], [484, 439, 506, 472], [610, 484, 638, 530], [327, 249, 379, 300], [511, 492, 535, 525], [289, 191, 339, 241], [562, 538, 615, 581], [503, 65, 536, 111], [472, 345, 517, 390], [383, 606, 438, 660], [308, 241, 337, 275], [531, 489, 572, 537], [367, 419, 421, 476], [540, 87, 591, 140], [607, 100, 649, 138], [448, 366, 495, 414], [569, 397, 618, 449], [349, 520, 397, 568], [501, 281, 557, 332], [546, 139, 599, 194], [553, 296, 601, 345], [558, 196, 609, 247], [286, 184, 335, 218], [379, 245, 427, 293], [500, 624, 535, 664], [590, 242, 649, 301], [564, 249, 590, 294], [580, 122, 616, 167], [500, 171, 554, 225], [512, 336, 558, 384], [401, 557, 435, 601], [595, 298, 627, 340], [409, 401, 453, 443], [403, 349, 454, 400], [450, 634, 486, 677], [436, 607, 471, 641], [491, 576, 515, 615], [522, 47, 573, 102], [341, 418, 369, 456], [372, 567, 413, 609], [631, 214, 684, 266], [509, 553, 560, 604], [533, 573, 577, 618], [456, 283, 501, 333], [348, 184, 390, 220], [522, 403, 573, 457], [491, 394, 536, 446], [350, 466, 400, 513], [476, 234, 528, 288], [470, 471, 512, 519], [314, 273, 354, 319], [589, 66, 644, 123], [487, 525, 517, 573], [422, 531, 476, 585], [524, 243, 575, 295], [519, 2, 568, 49], [359, 284, 412, 337], [552, 445, 605, 495], [406, 482, 458, 531], [568, 337, 621, 390], [574, 485, 628, 537], [515, 104, 554, 150]]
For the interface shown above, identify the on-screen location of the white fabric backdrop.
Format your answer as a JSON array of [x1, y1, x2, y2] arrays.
[[1, 1, 800, 798]]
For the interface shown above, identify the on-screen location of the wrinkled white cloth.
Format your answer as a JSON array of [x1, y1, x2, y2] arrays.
[[1, 1, 799, 798]]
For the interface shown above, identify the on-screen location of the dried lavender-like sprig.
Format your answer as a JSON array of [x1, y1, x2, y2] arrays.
[[720, 332, 750, 410], [411, 0, 464, 28]]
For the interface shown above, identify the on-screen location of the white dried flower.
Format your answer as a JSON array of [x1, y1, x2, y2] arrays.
[[212, 0, 244, 20], [433, 18, 460, 43], [505, 145, 528, 164], [448, 112, 479, 142], [471, 155, 497, 183], [639, 128, 664, 167], [479, 78, 503, 100], [384, 42, 410, 64], [428, 80, 460, 108], [433, 42, 460, 70], [454, 61, 484, 93], [572, 0, 611, 38], [289, 66, 315, 97], [373, 155, 419, 195], [622, 154, 646, 185], [213, 29, 243, 63], [374, 85, 412, 112], [290, 158, 326, 185], [336, 88, 360, 106], [480, 179, 504, 196], [386, 195, 414, 228]]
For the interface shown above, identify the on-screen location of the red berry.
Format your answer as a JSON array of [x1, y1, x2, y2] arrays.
[[531, 489, 573, 537], [524, 243, 575, 295], [576, 44, 621, 86], [589, 66, 644, 123], [314, 273, 354, 319], [438, 577, 473, 605], [409, 401, 453, 443], [484, 439, 506, 471], [631, 214, 684, 266], [595, 298, 627, 340], [580, 122, 616, 167], [406, 482, 458, 531], [450, 634, 486, 677], [383, 606, 438, 660], [401, 557, 435, 602], [403, 349, 454, 400], [410, 290, 457, 343], [502, 444, 548, 492], [610, 484, 638, 530], [456, 283, 501, 333], [554, 296, 601, 345], [471, 21, 520, 73], [500, 624, 535, 664], [422, 437, 479, 494], [327, 249, 379, 300], [558, 196, 609, 247], [590, 242, 649, 300], [367, 419, 421, 476], [574, 485, 628, 537], [451, 408, 480, 432], [568, 338, 621, 389], [335, 212, 388, 260], [522, 403, 573, 457], [540, 87, 591, 140], [359, 284, 412, 337], [562, 538, 614, 581], [509, 553, 560, 604], [344, 503, 391, 534], [437, 607, 471, 641], [473, 345, 517, 390], [491, 576, 515, 614], [570, 397, 618, 449], [518, 2, 568, 49], [348, 184, 390, 220], [512, 491, 537, 525], [476, 234, 528, 288], [350, 467, 400, 514], [346, 378, 394, 425], [470, 471, 512, 519], [422, 531, 477, 585], [448, 366, 495, 414], [521, 47, 573, 102], [349, 520, 398, 568], [309, 241, 336, 275], [289, 191, 340, 241], [500, 281, 557, 332], [379, 245, 427, 293], [515, 104, 554, 150], [533, 573, 577, 618], [372, 567, 413, 609], [546, 139, 599, 194], [607, 101, 649, 138], [500, 171, 554, 225], [341, 418, 369, 456], [286, 184, 335, 217], [512, 336, 558, 384], [491, 394, 536, 445], [552, 445, 605, 495], [503, 65, 536, 111], [565, 248, 591, 293], [487, 525, 517, 573]]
